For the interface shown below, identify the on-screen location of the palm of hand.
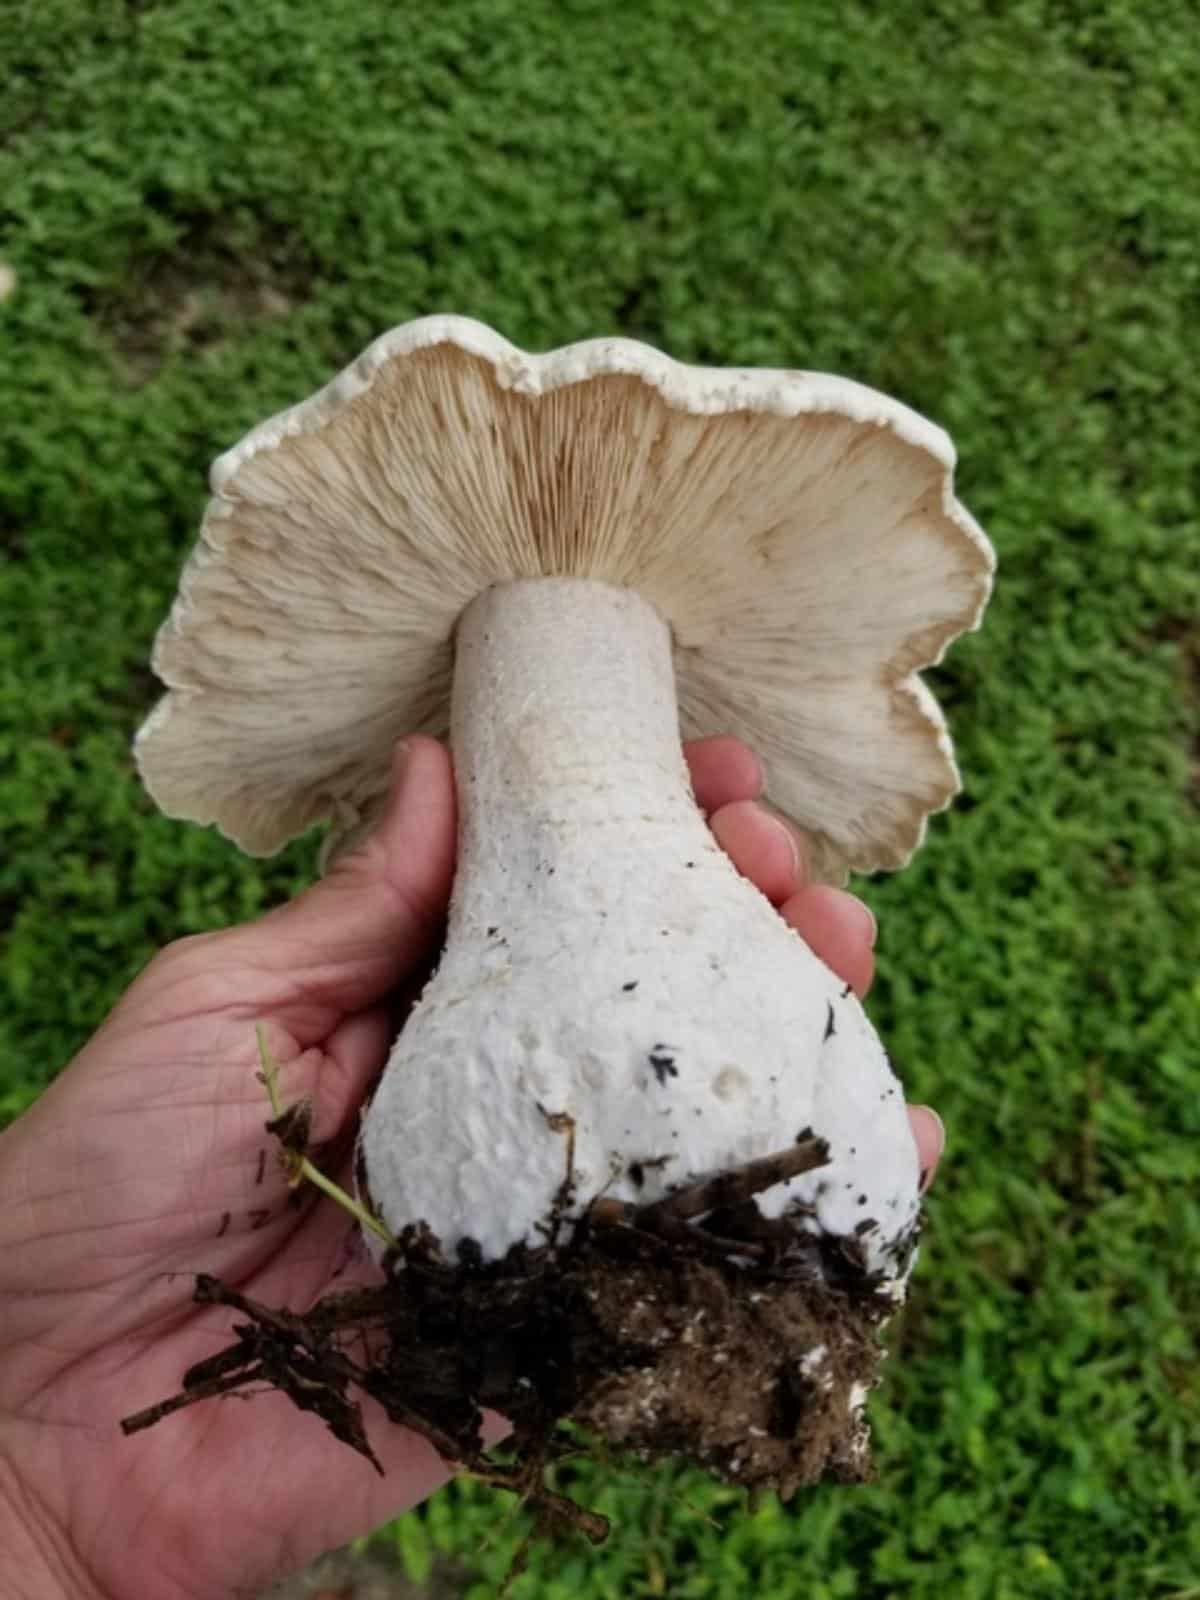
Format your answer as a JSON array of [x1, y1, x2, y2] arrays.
[[0, 739, 932, 1600], [0, 952, 456, 1599]]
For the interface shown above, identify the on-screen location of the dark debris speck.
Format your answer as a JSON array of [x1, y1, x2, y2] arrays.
[[457, 1237, 484, 1270], [648, 1052, 678, 1086]]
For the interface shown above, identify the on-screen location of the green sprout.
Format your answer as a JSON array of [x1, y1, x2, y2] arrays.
[[255, 1024, 398, 1251]]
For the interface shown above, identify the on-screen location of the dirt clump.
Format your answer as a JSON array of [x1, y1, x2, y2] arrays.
[[122, 1133, 915, 1547]]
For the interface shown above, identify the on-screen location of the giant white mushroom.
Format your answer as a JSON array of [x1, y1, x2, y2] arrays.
[[135, 315, 993, 1489]]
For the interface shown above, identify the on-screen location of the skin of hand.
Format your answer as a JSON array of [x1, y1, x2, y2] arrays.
[[0, 735, 944, 1600]]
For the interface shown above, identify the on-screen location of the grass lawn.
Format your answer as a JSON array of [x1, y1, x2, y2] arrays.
[[2, 0, 1198, 1594]]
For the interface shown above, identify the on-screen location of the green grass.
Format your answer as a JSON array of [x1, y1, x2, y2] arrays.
[[3, 0, 1199, 1593]]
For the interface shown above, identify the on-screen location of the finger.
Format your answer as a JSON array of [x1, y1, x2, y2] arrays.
[[780, 885, 877, 997], [316, 945, 439, 1132], [709, 800, 805, 906], [909, 1105, 946, 1193], [235, 738, 457, 1015], [322, 1001, 395, 1118], [684, 736, 765, 814]]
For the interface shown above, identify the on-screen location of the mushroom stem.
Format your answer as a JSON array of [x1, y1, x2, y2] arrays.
[[360, 577, 920, 1274], [452, 577, 714, 923]]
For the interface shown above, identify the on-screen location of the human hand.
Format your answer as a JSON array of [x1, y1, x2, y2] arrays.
[[0, 735, 944, 1600]]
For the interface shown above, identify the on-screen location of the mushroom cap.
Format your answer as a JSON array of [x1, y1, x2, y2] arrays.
[[136, 315, 994, 882]]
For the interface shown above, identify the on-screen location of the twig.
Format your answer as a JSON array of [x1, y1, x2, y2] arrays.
[[120, 1363, 267, 1434]]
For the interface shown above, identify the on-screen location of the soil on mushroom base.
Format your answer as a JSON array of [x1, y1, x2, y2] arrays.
[[122, 1179, 916, 1548]]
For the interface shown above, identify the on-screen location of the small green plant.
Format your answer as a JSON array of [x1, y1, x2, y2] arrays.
[[254, 1025, 398, 1251]]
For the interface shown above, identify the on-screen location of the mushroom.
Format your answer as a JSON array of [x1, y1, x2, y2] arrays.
[[135, 315, 993, 1491]]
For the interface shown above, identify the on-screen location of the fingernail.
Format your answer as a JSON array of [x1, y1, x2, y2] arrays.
[[385, 734, 411, 780], [373, 739, 414, 829], [766, 813, 803, 878], [831, 891, 877, 947], [912, 1105, 946, 1193]]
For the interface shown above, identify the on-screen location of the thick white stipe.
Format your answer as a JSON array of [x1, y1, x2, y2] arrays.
[[360, 579, 920, 1281]]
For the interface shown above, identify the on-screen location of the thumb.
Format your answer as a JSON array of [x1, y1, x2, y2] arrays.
[[244, 737, 458, 1013]]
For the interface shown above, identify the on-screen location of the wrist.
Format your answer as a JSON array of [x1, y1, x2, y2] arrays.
[[0, 1447, 109, 1600]]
